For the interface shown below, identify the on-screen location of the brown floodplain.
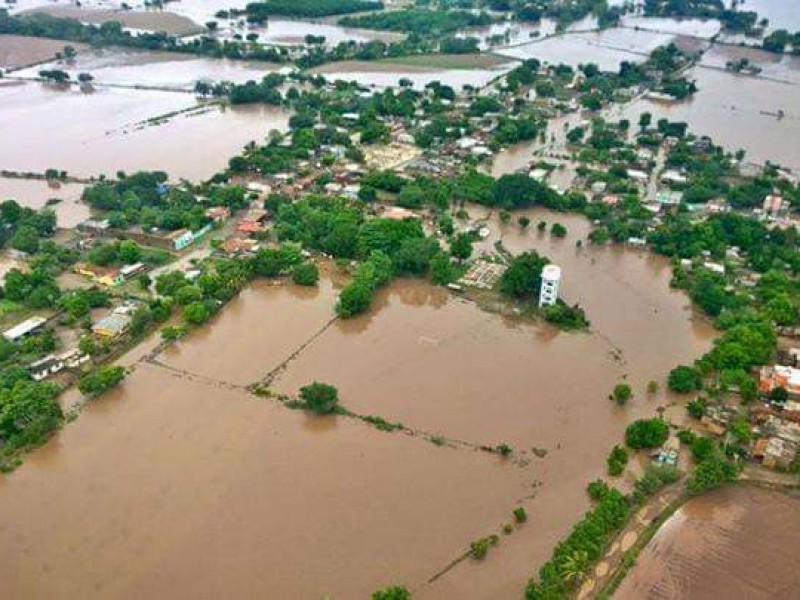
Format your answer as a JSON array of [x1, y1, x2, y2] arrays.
[[0, 363, 532, 599], [161, 278, 340, 386], [616, 485, 800, 599], [0, 35, 89, 70]]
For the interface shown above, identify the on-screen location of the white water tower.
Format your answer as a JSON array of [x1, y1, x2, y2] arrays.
[[539, 264, 561, 307]]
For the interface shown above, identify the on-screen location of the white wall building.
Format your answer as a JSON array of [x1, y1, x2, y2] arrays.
[[539, 264, 561, 307]]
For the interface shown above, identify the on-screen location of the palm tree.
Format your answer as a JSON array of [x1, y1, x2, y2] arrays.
[[560, 549, 590, 586]]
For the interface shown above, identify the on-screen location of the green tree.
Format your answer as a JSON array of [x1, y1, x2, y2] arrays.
[[668, 365, 702, 393], [78, 366, 126, 397], [336, 281, 373, 318], [611, 383, 632, 406], [292, 262, 320, 286], [499, 251, 547, 300], [625, 419, 669, 449], [450, 233, 473, 261], [372, 586, 410, 600], [299, 381, 339, 414], [607, 445, 629, 476]]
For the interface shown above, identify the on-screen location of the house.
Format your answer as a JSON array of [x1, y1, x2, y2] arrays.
[[384, 207, 416, 221], [236, 208, 269, 235], [655, 190, 683, 206], [626, 169, 649, 182], [219, 237, 259, 256], [28, 349, 89, 381], [167, 229, 195, 251], [759, 365, 800, 397], [3, 316, 47, 342], [660, 170, 688, 185], [205, 206, 231, 223], [754, 436, 798, 470], [92, 314, 131, 339], [75, 264, 124, 287], [120, 262, 146, 279]]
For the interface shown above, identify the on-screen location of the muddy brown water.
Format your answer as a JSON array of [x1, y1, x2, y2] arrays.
[[0, 177, 91, 229], [616, 485, 800, 599], [0, 81, 290, 180], [14, 48, 282, 92], [0, 207, 713, 599], [0, 364, 532, 599], [0, 35, 89, 71]]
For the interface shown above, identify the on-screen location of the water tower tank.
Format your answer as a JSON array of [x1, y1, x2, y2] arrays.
[[539, 264, 561, 307]]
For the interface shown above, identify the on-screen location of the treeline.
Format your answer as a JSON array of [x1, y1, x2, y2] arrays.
[[82, 171, 249, 232], [339, 9, 492, 35], [245, 0, 383, 19], [0, 10, 289, 62]]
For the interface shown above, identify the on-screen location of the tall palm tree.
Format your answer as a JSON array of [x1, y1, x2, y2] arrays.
[[560, 549, 590, 586]]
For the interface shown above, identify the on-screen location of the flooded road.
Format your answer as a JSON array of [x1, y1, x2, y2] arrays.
[[0, 177, 91, 228], [617, 485, 800, 599], [0, 80, 290, 180]]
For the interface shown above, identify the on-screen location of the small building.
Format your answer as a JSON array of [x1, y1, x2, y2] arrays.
[[120, 262, 146, 279], [655, 190, 683, 206], [627, 169, 649, 183], [3, 316, 47, 342], [205, 206, 231, 223], [168, 229, 195, 251], [75, 264, 124, 287], [539, 264, 561, 307], [759, 365, 800, 397], [755, 436, 798, 470], [92, 314, 131, 339], [660, 170, 688, 185], [219, 237, 259, 256]]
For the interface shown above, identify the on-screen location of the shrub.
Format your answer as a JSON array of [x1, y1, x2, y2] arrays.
[[470, 535, 499, 560], [625, 419, 669, 449], [686, 397, 707, 419], [299, 381, 339, 414], [292, 262, 319, 286], [668, 365, 703, 393], [607, 445, 629, 476], [686, 455, 738, 495], [513, 507, 528, 523], [677, 429, 696, 445], [690, 436, 716, 462], [611, 383, 632, 406], [78, 366, 126, 397], [586, 479, 610, 501], [372, 586, 410, 600]]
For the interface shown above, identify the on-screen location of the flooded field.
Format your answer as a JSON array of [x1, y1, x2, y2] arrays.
[[15, 48, 281, 91], [0, 363, 532, 599], [310, 59, 516, 90], [497, 28, 676, 70], [621, 16, 722, 39], [731, 0, 800, 32], [230, 18, 403, 47], [0, 35, 88, 71], [162, 278, 340, 386], [617, 485, 800, 599], [0, 80, 290, 180], [612, 59, 800, 171], [458, 15, 599, 50], [22, 4, 202, 35], [0, 177, 91, 228]]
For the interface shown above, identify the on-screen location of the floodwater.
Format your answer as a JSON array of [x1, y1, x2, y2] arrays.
[[0, 205, 714, 598], [0, 35, 88, 71], [0, 80, 290, 180], [621, 16, 722, 39], [310, 60, 516, 90], [730, 0, 800, 32], [458, 15, 599, 50], [617, 485, 800, 599], [611, 54, 800, 171], [0, 364, 532, 599], [14, 48, 281, 91], [0, 177, 91, 229], [222, 18, 404, 47], [497, 28, 676, 70], [161, 278, 340, 385]]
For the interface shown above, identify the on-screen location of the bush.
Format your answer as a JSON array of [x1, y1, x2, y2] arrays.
[[551, 223, 567, 237], [611, 383, 632, 406], [677, 429, 696, 445], [299, 381, 339, 414], [470, 535, 498, 560], [586, 479, 610, 501], [668, 365, 702, 393], [78, 366, 126, 397], [292, 262, 319, 286], [513, 507, 528, 523], [690, 436, 716, 462], [686, 397, 707, 419], [686, 455, 738, 495], [372, 586, 410, 600], [607, 445, 629, 476], [625, 418, 669, 449]]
